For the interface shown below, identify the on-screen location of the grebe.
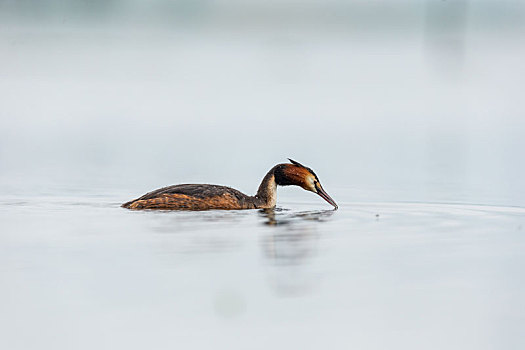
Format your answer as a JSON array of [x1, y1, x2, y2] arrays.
[[122, 159, 337, 211]]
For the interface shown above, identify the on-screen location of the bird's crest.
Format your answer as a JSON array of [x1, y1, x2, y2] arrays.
[[288, 158, 306, 168]]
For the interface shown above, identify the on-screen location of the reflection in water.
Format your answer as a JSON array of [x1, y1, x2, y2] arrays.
[[259, 207, 335, 226], [145, 210, 252, 257], [258, 208, 335, 296]]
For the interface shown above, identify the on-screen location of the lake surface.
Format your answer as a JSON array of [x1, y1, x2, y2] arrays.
[[1, 190, 524, 350], [1, 3, 525, 348]]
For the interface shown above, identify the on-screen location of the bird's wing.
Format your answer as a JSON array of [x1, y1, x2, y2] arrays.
[[133, 184, 247, 201]]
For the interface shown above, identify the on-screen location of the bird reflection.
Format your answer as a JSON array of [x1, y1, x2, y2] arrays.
[[259, 207, 335, 226], [258, 208, 335, 296]]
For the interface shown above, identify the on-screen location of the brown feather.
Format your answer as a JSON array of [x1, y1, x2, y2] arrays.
[[122, 159, 335, 211]]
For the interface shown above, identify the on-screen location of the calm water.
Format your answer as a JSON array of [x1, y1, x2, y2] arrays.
[[1, 190, 524, 350], [2, 3, 525, 348]]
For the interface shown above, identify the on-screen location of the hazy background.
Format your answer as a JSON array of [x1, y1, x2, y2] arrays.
[[1, 2, 525, 350], [1, 0, 524, 206]]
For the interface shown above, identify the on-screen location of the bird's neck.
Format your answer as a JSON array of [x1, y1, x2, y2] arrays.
[[254, 168, 278, 208]]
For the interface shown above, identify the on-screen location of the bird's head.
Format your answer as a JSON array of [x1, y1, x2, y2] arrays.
[[273, 158, 338, 209]]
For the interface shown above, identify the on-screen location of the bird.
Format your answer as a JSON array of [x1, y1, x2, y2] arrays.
[[121, 159, 337, 211]]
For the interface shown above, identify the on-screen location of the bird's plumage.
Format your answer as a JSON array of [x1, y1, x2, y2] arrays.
[[122, 184, 255, 210], [122, 159, 337, 210]]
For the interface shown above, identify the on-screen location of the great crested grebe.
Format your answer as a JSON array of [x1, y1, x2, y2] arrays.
[[122, 159, 337, 211]]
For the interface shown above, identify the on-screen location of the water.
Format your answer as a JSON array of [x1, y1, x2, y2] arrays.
[[1, 190, 524, 350], [2, 2, 525, 349]]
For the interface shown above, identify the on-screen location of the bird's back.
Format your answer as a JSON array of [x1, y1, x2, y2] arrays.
[[121, 184, 255, 210]]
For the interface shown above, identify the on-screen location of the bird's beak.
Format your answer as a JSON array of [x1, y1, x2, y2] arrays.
[[316, 185, 338, 210]]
